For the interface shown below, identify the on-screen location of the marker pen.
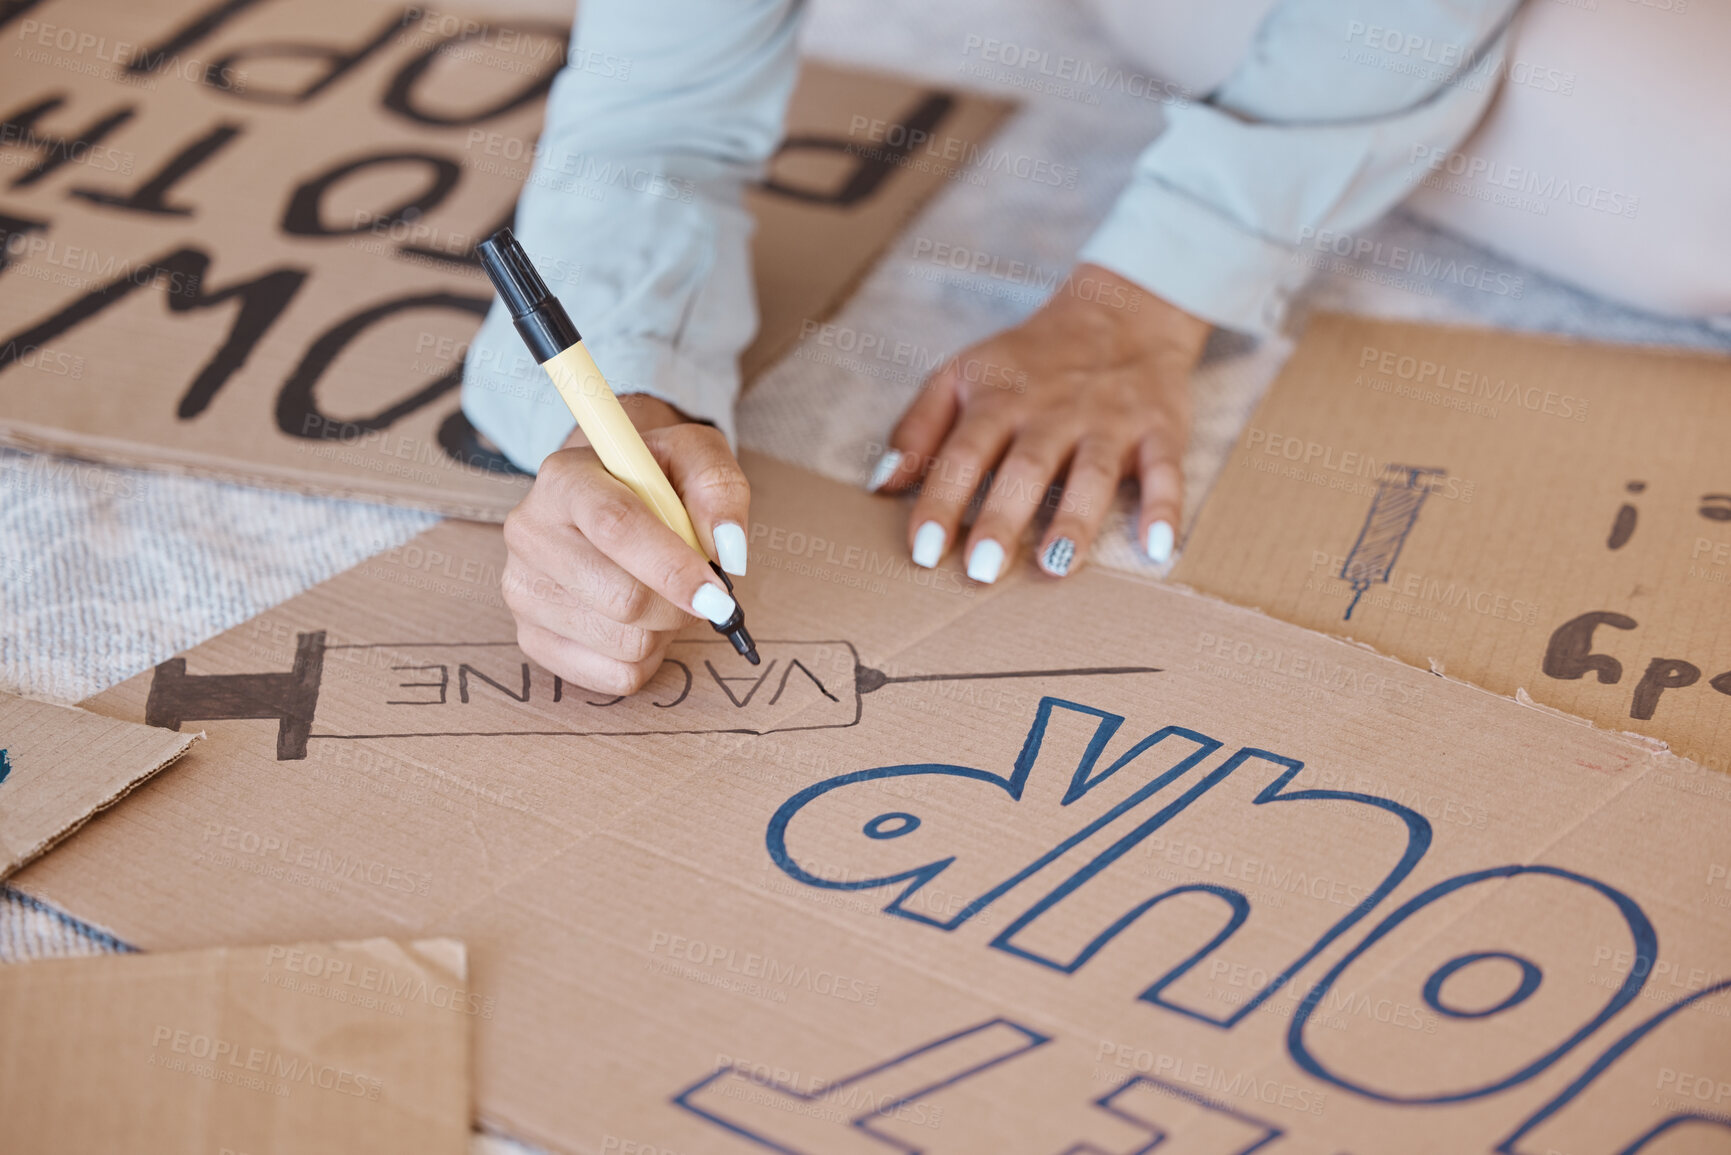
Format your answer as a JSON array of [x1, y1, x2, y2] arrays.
[[475, 228, 759, 664]]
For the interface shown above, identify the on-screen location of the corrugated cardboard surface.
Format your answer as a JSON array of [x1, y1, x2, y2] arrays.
[[0, 690, 197, 878], [0, 0, 1009, 518], [1175, 313, 1731, 770], [13, 453, 1731, 1153], [0, 936, 472, 1154]]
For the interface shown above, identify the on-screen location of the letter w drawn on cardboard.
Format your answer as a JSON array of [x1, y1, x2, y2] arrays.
[[0, 0, 1009, 518], [13, 456, 1730, 1153]]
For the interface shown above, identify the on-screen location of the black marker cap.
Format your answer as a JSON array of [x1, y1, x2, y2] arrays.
[[476, 227, 580, 363]]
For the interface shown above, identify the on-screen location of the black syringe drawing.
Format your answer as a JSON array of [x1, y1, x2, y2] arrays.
[[1340, 465, 1446, 621], [144, 635, 1161, 759]]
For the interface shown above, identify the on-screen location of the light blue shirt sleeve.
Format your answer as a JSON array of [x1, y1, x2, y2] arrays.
[[1079, 0, 1525, 334], [462, 0, 804, 472], [467, 0, 1524, 472]]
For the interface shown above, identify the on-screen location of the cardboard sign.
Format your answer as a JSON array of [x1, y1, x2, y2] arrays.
[[1173, 313, 1731, 769], [13, 453, 1731, 1154], [0, 936, 472, 1153], [0, 0, 1009, 518], [0, 689, 198, 878]]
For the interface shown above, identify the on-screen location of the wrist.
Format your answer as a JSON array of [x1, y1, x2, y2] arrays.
[[1046, 263, 1211, 367]]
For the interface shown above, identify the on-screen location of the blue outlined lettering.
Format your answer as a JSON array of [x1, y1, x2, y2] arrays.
[[765, 698, 1221, 931], [673, 1018, 1047, 1151], [1289, 865, 1657, 1103], [1092, 1076, 1283, 1154], [1423, 951, 1542, 1020], [992, 747, 1431, 1028], [1499, 979, 1731, 1154], [673, 1018, 1285, 1153]]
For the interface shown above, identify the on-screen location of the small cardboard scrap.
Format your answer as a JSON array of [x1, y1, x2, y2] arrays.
[[0, 689, 198, 879], [14, 452, 1731, 1154], [0, 0, 1010, 518], [1175, 313, 1731, 770], [0, 936, 472, 1154]]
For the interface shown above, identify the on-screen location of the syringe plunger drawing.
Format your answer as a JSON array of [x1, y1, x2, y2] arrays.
[[145, 636, 1162, 759], [1340, 466, 1446, 621]]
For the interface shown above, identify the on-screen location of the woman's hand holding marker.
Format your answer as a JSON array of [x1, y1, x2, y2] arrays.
[[869, 264, 1210, 582], [502, 395, 751, 697]]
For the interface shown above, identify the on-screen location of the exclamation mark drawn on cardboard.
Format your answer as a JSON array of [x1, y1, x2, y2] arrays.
[[1341, 465, 1446, 620]]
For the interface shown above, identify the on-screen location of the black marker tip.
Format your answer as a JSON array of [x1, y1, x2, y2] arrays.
[[707, 562, 759, 663], [726, 623, 760, 664]]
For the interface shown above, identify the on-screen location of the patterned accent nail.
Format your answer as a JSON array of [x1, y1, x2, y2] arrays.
[[1041, 537, 1076, 576]]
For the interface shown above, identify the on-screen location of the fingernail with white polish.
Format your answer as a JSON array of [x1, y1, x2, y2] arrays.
[[713, 522, 748, 576], [1041, 536, 1076, 577], [691, 582, 738, 625], [1146, 519, 1175, 565], [912, 521, 946, 568], [866, 450, 904, 492], [967, 539, 1005, 584]]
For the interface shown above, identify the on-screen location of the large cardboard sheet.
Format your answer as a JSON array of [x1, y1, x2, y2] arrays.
[[1175, 313, 1731, 770], [0, 689, 197, 878], [13, 453, 1731, 1154], [0, 0, 1009, 518], [0, 936, 472, 1154]]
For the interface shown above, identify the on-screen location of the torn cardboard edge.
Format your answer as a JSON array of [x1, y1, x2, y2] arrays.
[[0, 691, 201, 881]]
